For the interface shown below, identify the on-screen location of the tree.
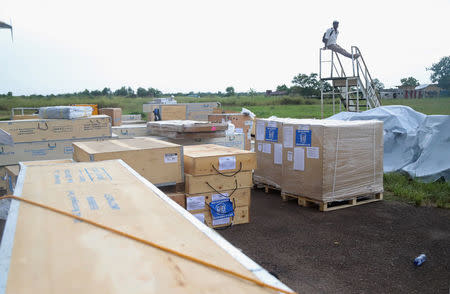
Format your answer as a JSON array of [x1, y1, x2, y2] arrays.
[[225, 86, 235, 96], [101, 87, 111, 96], [291, 73, 321, 96], [147, 87, 162, 97], [90, 90, 102, 96], [428, 56, 450, 90], [372, 78, 385, 91], [276, 84, 290, 93], [400, 77, 419, 87], [7, 91, 12, 96], [248, 88, 256, 96], [136, 87, 148, 97], [114, 86, 128, 96]]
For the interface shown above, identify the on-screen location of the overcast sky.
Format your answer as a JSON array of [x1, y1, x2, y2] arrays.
[[1, 0, 449, 95]]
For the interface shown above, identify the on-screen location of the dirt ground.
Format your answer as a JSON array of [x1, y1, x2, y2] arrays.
[[0, 190, 449, 294], [220, 189, 450, 294]]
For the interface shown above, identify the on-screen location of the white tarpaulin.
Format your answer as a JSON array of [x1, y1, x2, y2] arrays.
[[328, 105, 450, 182]]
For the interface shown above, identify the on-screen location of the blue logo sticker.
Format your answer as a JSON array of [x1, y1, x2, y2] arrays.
[[295, 130, 311, 146], [265, 127, 279, 142], [210, 200, 234, 219]]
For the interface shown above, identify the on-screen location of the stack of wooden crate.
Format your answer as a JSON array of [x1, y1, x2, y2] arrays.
[[208, 113, 254, 150], [183, 144, 256, 228]]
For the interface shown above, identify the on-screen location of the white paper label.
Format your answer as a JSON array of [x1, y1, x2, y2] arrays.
[[186, 196, 205, 211], [247, 132, 251, 140], [212, 192, 230, 202], [274, 143, 283, 165], [306, 147, 320, 159], [256, 121, 265, 141], [257, 143, 262, 152], [298, 125, 310, 131], [268, 121, 277, 128], [193, 213, 205, 223], [293, 147, 305, 171], [219, 156, 236, 170], [287, 151, 293, 162], [213, 217, 231, 226], [245, 120, 253, 126], [235, 128, 243, 134], [262, 143, 271, 154], [283, 126, 293, 148], [164, 153, 178, 163]]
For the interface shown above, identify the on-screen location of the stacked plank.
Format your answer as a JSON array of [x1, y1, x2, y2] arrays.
[[254, 118, 384, 210], [147, 120, 228, 139], [183, 144, 256, 228]]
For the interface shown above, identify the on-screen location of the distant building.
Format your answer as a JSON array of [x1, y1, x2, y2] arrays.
[[397, 84, 441, 98], [379, 88, 404, 99]]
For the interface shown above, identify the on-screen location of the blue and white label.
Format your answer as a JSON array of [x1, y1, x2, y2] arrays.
[[265, 127, 278, 142], [210, 199, 234, 219], [295, 130, 311, 147]]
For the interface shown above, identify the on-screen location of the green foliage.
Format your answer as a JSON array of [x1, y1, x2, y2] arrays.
[[225, 86, 235, 96], [428, 56, 450, 90], [400, 77, 419, 87], [291, 73, 321, 96], [384, 173, 450, 208], [372, 78, 385, 91], [276, 84, 290, 93]]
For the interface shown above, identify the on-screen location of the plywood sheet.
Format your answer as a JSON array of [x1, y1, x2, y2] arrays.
[[1, 160, 279, 294]]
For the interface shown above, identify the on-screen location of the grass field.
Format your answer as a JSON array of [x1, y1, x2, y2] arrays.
[[1, 95, 449, 120]]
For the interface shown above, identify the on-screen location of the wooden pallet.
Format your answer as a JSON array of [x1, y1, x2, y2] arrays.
[[253, 180, 281, 194], [280, 192, 383, 212]]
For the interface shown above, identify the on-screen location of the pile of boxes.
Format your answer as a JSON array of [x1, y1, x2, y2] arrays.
[[254, 118, 384, 204], [183, 144, 256, 228], [208, 112, 254, 150]]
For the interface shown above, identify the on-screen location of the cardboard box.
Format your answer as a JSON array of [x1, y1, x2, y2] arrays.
[[185, 188, 251, 212], [208, 113, 253, 150], [5, 165, 19, 194], [144, 102, 219, 121], [185, 171, 253, 194], [0, 160, 286, 293], [0, 137, 112, 166], [191, 206, 250, 228], [183, 144, 256, 176], [166, 192, 186, 208], [100, 108, 122, 126], [73, 137, 184, 185], [253, 118, 287, 188], [0, 115, 111, 144], [112, 124, 149, 138], [282, 119, 384, 202]]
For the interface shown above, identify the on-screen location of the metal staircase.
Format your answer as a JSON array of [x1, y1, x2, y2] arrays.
[[319, 46, 381, 118]]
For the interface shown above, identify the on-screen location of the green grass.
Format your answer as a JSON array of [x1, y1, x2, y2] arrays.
[[384, 173, 450, 208]]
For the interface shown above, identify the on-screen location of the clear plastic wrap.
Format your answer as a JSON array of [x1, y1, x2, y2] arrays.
[[254, 118, 384, 202], [39, 106, 93, 119]]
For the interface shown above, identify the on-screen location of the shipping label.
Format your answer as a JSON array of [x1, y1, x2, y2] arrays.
[[265, 127, 278, 142], [295, 130, 311, 147]]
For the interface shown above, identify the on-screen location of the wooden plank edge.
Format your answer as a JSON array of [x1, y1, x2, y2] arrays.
[[117, 160, 293, 293], [0, 163, 27, 294]]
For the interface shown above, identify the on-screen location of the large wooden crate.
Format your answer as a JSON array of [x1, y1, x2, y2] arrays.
[[183, 144, 256, 176], [99, 108, 122, 126], [0, 115, 111, 143], [73, 137, 183, 186], [192, 206, 250, 228], [185, 188, 251, 212], [0, 160, 291, 293]]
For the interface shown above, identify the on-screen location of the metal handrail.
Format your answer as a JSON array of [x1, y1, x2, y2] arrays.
[[351, 46, 381, 106]]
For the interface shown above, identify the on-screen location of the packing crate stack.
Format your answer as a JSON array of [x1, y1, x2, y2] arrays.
[[99, 108, 122, 126], [183, 144, 256, 228], [143, 102, 219, 121], [0, 112, 113, 196], [254, 118, 384, 211]]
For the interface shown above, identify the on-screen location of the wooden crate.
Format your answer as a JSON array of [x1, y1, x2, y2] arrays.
[[166, 192, 186, 209], [183, 144, 256, 176], [208, 113, 253, 150], [0, 160, 287, 293], [73, 137, 183, 185], [99, 108, 122, 126], [185, 171, 253, 194], [191, 206, 250, 228]]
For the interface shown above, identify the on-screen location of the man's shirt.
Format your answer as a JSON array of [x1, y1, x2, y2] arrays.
[[325, 28, 338, 46]]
